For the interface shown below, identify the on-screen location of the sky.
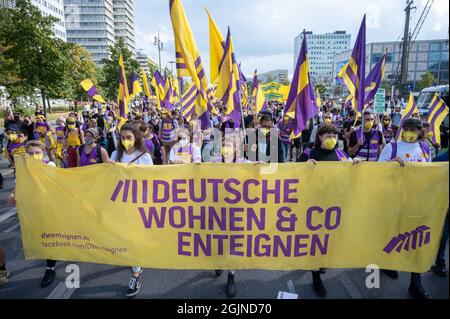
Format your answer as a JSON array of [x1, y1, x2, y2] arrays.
[[134, 0, 449, 79]]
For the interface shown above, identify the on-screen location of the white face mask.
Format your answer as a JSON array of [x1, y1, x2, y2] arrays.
[[180, 138, 189, 147]]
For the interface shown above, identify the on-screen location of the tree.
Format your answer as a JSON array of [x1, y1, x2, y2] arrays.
[[417, 71, 436, 91], [315, 83, 327, 97], [61, 43, 99, 110], [99, 37, 140, 101], [281, 80, 291, 86], [333, 85, 343, 97], [265, 74, 275, 83], [380, 79, 392, 93], [0, 0, 70, 116]]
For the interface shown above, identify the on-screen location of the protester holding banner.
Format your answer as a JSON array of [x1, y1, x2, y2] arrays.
[[109, 123, 152, 297], [168, 128, 201, 164], [0, 246, 8, 287], [378, 117, 432, 299], [3, 124, 26, 169], [348, 110, 385, 161], [246, 113, 284, 163], [6, 140, 58, 288], [297, 124, 359, 296], [431, 150, 449, 278]]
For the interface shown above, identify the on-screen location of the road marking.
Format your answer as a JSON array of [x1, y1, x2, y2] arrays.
[[0, 208, 16, 223], [335, 270, 363, 299], [4, 223, 20, 233], [287, 280, 296, 294], [47, 281, 77, 299]]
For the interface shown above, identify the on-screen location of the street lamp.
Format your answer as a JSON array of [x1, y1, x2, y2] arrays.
[[168, 61, 176, 75], [154, 30, 164, 72]]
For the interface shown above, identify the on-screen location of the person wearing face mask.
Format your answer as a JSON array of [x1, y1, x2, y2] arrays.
[[34, 115, 52, 140], [169, 129, 201, 164], [342, 110, 357, 154], [378, 118, 432, 299], [76, 128, 109, 167], [391, 105, 403, 126], [7, 140, 57, 288], [298, 124, 360, 297], [246, 114, 284, 163], [159, 110, 179, 158], [134, 121, 165, 165], [110, 123, 152, 298], [381, 114, 395, 144], [277, 115, 294, 162], [421, 122, 440, 159], [3, 125, 27, 168], [65, 116, 85, 168], [54, 117, 66, 167], [309, 113, 333, 148], [348, 110, 385, 161]]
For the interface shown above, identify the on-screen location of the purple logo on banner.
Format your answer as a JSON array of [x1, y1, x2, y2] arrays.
[[383, 225, 431, 254]]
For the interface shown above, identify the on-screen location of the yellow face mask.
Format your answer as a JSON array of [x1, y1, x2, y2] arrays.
[[364, 121, 374, 130], [222, 146, 234, 159], [383, 120, 391, 125], [322, 138, 338, 150], [324, 118, 333, 124], [17, 137, 26, 144], [122, 139, 135, 151], [30, 153, 44, 161], [8, 133, 18, 142], [403, 131, 419, 143], [67, 124, 76, 129], [260, 128, 270, 136]]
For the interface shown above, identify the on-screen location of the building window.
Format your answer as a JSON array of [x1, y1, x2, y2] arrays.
[[430, 43, 441, 51], [429, 51, 441, 62]]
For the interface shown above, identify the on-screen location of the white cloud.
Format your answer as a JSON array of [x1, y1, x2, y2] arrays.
[[135, 0, 449, 76]]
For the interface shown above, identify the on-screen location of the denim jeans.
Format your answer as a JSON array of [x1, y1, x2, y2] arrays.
[[282, 143, 290, 162]]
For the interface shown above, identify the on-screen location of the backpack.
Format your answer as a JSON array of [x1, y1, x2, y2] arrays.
[[389, 141, 430, 161], [78, 144, 103, 164]]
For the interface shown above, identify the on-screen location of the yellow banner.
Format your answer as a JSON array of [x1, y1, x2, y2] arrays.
[[261, 82, 290, 102], [16, 156, 448, 272]]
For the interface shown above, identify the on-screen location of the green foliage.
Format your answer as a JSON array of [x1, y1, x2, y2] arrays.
[[11, 104, 33, 116], [315, 83, 327, 97], [417, 71, 436, 91], [99, 37, 140, 101], [0, 0, 98, 108]]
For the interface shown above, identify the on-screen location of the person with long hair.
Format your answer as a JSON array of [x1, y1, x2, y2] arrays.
[[110, 123, 153, 298]]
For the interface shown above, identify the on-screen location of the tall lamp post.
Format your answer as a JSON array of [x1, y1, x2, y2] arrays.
[[154, 30, 164, 72]]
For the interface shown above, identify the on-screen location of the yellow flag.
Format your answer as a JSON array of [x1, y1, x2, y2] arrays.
[[205, 7, 224, 84], [141, 68, 151, 98], [170, 0, 209, 121], [118, 53, 129, 121]]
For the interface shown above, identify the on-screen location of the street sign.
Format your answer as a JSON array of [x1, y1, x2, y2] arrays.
[[374, 88, 386, 114]]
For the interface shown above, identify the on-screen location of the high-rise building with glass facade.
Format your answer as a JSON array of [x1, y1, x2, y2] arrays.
[[294, 31, 351, 85], [1, 0, 67, 41], [333, 39, 449, 91], [113, 0, 135, 53], [64, 0, 136, 65]]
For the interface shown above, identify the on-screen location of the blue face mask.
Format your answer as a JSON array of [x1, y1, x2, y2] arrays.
[[85, 137, 95, 145]]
